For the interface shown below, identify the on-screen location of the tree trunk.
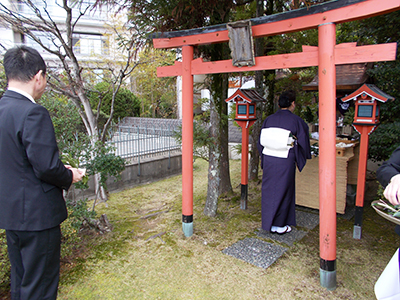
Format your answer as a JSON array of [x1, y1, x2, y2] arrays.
[[92, 173, 108, 210], [78, 94, 109, 204], [219, 73, 232, 194], [249, 0, 265, 182], [204, 94, 222, 217], [204, 71, 232, 217], [249, 100, 263, 181]]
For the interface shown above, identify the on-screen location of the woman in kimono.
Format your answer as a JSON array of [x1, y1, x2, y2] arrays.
[[258, 90, 311, 234]]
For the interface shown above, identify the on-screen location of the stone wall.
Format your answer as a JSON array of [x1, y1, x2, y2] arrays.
[[67, 153, 182, 200]]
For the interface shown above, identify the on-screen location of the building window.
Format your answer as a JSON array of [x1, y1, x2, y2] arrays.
[[25, 31, 58, 51], [73, 33, 108, 55]]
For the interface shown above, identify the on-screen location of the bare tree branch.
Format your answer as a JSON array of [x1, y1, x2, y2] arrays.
[[0, 0, 143, 201]]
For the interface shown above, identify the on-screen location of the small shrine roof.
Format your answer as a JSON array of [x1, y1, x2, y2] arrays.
[[342, 83, 394, 103], [303, 63, 372, 92], [225, 88, 267, 104]]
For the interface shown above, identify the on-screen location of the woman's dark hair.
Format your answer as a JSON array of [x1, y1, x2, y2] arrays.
[[278, 90, 296, 108], [3, 46, 46, 83]]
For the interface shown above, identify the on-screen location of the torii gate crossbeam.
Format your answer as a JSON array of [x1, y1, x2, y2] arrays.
[[152, 0, 400, 290]]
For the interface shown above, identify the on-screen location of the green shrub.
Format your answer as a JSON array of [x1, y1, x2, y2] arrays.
[[369, 122, 400, 162], [88, 82, 141, 125], [61, 198, 96, 258], [0, 230, 10, 297], [0, 200, 96, 293]]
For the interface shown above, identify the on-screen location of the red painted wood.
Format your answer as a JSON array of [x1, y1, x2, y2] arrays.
[[153, 31, 230, 49], [151, 0, 400, 285], [153, 0, 400, 49], [156, 43, 396, 77], [181, 46, 194, 217], [157, 61, 182, 77], [237, 121, 256, 186], [190, 52, 318, 74], [252, 0, 400, 38], [342, 83, 394, 103], [335, 43, 397, 65], [318, 23, 337, 262], [240, 124, 249, 186], [354, 125, 374, 208]]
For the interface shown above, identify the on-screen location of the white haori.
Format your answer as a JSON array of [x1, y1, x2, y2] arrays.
[[375, 248, 400, 300], [260, 127, 294, 158]]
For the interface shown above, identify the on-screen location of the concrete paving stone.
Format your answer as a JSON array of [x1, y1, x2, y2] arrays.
[[222, 237, 287, 269], [255, 227, 308, 246], [339, 205, 355, 220], [223, 206, 354, 269], [296, 209, 319, 230]]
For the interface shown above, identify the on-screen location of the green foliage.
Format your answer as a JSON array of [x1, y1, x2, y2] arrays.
[[0, 63, 7, 99], [231, 0, 256, 21], [273, 74, 318, 122], [270, 28, 319, 55], [61, 141, 126, 192], [93, 148, 126, 189], [66, 199, 96, 230], [337, 11, 400, 158], [233, 143, 242, 155], [38, 92, 89, 158], [369, 122, 400, 162], [303, 106, 315, 124], [368, 63, 400, 123], [0, 230, 10, 297], [133, 49, 177, 118], [61, 199, 96, 258], [88, 82, 141, 124], [87, 152, 126, 189], [61, 153, 89, 187], [343, 107, 355, 126], [129, 0, 235, 32], [172, 97, 215, 161], [174, 121, 212, 161], [1, 197, 97, 294]]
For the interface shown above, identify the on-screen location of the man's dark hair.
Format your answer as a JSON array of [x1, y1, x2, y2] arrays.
[[278, 90, 296, 108], [3, 46, 46, 83]]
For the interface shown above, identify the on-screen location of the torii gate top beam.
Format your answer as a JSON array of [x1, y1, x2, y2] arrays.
[[153, 0, 400, 49]]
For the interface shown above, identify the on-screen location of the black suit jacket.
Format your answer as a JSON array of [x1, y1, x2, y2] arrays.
[[0, 90, 72, 231], [377, 146, 400, 188]]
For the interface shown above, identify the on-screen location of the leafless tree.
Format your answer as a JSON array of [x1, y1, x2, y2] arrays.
[[0, 0, 143, 201]]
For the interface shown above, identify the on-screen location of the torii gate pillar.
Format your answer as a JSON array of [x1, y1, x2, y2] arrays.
[[181, 46, 194, 237], [152, 0, 400, 292], [318, 23, 337, 290]]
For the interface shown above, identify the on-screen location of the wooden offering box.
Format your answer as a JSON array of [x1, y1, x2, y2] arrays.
[[295, 139, 359, 214], [335, 139, 356, 157]]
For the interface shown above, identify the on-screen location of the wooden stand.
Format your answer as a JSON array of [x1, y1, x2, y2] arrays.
[[296, 140, 359, 214]]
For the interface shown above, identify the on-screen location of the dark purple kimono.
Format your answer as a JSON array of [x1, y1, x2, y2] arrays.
[[257, 109, 311, 231]]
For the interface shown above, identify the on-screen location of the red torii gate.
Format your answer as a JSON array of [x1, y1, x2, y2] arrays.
[[152, 0, 399, 290]]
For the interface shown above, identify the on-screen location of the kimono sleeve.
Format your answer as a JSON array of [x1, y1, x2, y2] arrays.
[[295, 119, 311, 172]]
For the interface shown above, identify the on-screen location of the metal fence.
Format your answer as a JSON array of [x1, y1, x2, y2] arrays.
[[107, 118, 182, 163]]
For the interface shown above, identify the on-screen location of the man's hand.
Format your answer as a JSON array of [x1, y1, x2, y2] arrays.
[[65, 165, 85, 183], [384, 174, 400, 205]]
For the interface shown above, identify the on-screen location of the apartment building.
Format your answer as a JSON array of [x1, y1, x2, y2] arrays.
[[0, 0, 121, 66]]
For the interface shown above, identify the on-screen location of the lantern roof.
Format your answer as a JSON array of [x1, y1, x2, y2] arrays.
[[341, 83, 394, 103], [225, 88, 267, 104]]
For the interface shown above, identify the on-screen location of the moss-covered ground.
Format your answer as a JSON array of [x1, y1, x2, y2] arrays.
[[1, 159, 399, 299]]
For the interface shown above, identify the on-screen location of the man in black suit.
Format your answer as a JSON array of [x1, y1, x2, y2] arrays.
[[377, 146, 400, 205], [0, 46, 84, 299]]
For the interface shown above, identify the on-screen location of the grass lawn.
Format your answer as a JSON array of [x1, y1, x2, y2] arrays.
[[2, 159, 399, 299]]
